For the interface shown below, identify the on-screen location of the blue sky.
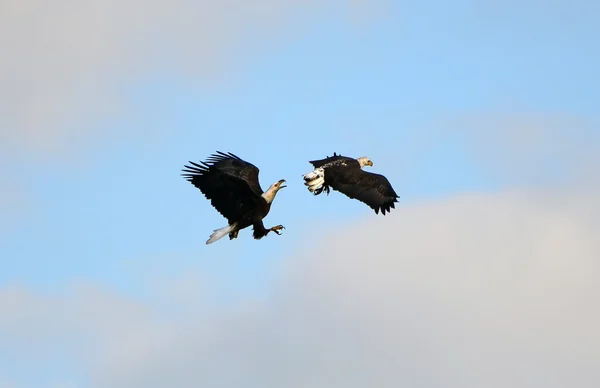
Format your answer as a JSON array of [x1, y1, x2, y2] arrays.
[[1, 0, 599, 386]]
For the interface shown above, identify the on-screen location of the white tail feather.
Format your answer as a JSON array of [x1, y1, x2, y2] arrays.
[[206, 224, 235, 244], [303, 168, 325, 193]]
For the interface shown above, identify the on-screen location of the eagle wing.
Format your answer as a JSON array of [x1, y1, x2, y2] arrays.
[[327, 167, 399, 215], [309, 152, 359, 169], [203, 151, 263, 196], [181, 151, 264, 222]]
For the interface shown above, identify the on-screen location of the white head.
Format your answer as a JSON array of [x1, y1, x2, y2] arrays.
[[262, 179, 287, 203], [357, 157, 373, 168]]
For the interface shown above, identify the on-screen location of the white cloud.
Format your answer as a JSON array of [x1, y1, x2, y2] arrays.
[[1, 190, 598, 387], [382, 111, 599, 191], [453, 112, 600, 186], [0, 0, 389, 157]]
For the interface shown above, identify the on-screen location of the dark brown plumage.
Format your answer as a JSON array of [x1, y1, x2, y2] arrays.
[[303, 152, 399, 215], [182, 151, 286, 244]]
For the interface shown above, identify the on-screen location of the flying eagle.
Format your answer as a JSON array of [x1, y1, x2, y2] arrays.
[[182, 151, 287, 244], [302, 152, 399, 215]]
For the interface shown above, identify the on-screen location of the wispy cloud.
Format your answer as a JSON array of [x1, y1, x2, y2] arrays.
[[453, 111, 600, 186], [377, 110, 600, 192], [0, 0, 389, 157], [1, 189, 598, 387]]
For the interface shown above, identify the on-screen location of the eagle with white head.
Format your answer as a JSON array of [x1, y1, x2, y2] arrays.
[[182, 151, 287, 244], [302, 152, 399, 215]]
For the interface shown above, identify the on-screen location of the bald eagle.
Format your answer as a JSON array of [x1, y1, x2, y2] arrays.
[[182, 151, 287, 244], [302, 152, 399, 215]]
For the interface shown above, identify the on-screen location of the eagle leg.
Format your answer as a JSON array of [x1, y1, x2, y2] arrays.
[[229, 230, 239, 240]]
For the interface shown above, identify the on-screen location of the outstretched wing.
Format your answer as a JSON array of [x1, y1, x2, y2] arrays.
[[203, 151, 263, 196], [327, 167, 399, 215], [309, 152, 359, 169], [181, 151, 263, 222]]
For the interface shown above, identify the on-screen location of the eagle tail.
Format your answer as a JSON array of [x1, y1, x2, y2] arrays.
[[303, 168, 325, 194], [206, 223, 237, 244]]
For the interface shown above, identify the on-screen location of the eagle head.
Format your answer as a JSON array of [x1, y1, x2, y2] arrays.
[[357, 157, 373, 168], [262, 179, 286, 203]]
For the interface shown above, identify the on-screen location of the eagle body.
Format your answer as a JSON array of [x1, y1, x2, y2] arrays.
[[182, 151, 286, 244], [303, 152, 399, 215]]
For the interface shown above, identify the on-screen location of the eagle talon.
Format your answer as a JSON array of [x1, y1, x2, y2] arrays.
[[270, 225, 285, 235]]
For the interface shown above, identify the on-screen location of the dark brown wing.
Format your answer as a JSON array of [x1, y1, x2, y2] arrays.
[[326, 167, 399, 215], [202, 151, 263, 196], [181, 152, 264, 222], [309, 152, 359, 169]]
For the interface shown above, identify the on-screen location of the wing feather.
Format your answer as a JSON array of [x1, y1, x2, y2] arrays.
[[326, 168, 399, 215], [309, 152, 359, 169], [181, 152, 263, 222], [202, 151, 263, 196]]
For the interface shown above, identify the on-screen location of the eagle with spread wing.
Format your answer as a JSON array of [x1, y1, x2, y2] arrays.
[[182, 151, 286, 244], [302, 152, 399, 215]]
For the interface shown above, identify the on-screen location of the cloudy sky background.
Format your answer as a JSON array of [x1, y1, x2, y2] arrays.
[[1, 0, 599, 386]]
